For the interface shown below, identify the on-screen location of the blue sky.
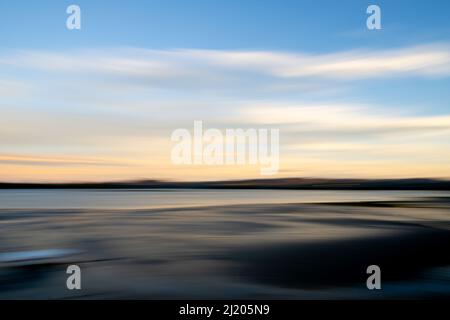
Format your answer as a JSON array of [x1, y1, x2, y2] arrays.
[[1, 0, 450, 112], [1, 0, 450, 50], [1, 1, 450, 181]]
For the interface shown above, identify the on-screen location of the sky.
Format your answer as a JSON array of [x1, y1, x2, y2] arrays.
[[1, 0, 450, 182]]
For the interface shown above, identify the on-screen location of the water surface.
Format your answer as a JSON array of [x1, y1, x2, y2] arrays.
[[1, 189, 449, 299]]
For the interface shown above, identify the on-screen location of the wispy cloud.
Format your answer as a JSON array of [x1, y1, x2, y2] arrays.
[[239, 103, 450, 130], [0, 44, 450, 79], [184, 44, 450, 79], [1, 44, 450, 181], [0, 154, 128, 167], [2, 43, 450, 81], [0, 80, 30, 97]]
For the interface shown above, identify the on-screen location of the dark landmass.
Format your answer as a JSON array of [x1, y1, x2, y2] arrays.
[[1, 177, 450, 190]]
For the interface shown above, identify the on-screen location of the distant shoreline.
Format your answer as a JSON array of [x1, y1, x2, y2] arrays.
[[1, 178, 450, 190]]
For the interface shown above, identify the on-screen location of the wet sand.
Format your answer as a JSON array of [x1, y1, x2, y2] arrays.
[[0, 193, 450, 299]]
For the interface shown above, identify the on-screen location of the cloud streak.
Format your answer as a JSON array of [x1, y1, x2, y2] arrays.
[[0, 154, 128, 167], [1, 43, 450, 181], [2, 43, 450, 81], [239, 103, 450, 130]]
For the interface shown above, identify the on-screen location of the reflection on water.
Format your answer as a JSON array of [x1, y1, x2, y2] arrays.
[[0, 190, 450, 299], [1, 189, 450, 209]]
